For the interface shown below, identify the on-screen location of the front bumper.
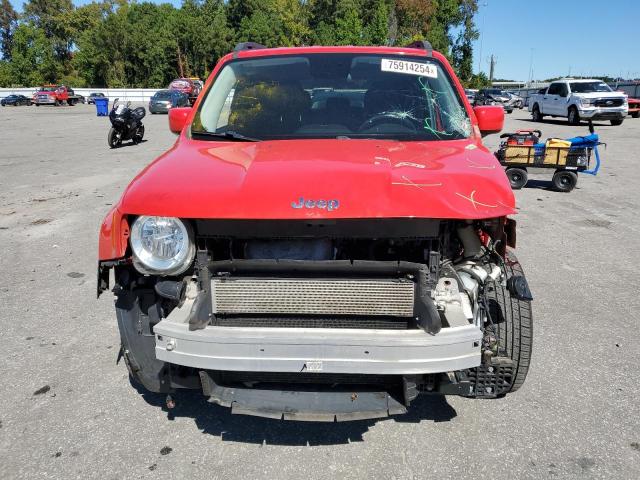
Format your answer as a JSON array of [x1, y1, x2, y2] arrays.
[[149, 103, 170, 113], [577, 106, 627, 120], [153, 296, 482, 375]]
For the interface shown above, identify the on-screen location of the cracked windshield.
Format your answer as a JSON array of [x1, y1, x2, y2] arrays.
[[193, 54, 471, 141]]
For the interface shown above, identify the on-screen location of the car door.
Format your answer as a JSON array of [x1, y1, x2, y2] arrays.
[[556, 83, 570, 116], [544, 83, 562, 115]]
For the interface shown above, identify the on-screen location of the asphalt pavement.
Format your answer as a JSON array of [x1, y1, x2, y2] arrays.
[[0, 104, 639, 479]]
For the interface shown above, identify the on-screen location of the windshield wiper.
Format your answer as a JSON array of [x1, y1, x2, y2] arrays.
[[192, 130, 261, 142]]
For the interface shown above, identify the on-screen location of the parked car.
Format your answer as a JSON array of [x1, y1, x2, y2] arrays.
[[528, 79, 628, 126], [169, 78, 202, 105], [149, 89, 190, 114], [98, 41, 533, 421], [1, 94, 31, 106], [474, 88, 514, 113], [88, 92, 106, 105], [622, 94, 640, 118], [464, 89, 477, 105], [506, 91, 524, 109]]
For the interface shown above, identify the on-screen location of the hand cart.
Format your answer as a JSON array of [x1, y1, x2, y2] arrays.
[[495, 123, 603, 192]]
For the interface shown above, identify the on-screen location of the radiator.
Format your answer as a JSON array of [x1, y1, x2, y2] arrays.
[[211, 277, 415, 317]]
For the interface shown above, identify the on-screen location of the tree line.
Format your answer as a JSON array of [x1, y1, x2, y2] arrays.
[[0, 0, 488, 89]]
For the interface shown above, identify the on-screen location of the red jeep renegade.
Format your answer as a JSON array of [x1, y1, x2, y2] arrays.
[[98, 41, 532, 421]]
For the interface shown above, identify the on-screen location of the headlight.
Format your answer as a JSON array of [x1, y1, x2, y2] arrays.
[[580, 97, 593, 107], [130, 216, 195, 275]]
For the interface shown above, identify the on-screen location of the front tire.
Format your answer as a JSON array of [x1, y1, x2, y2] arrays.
[[610, 119, 623, 126], [133, 125, 145, 144], [531, 104, 543, 122], [505, 167, 528, 189], [466, 250, 533, 397], [108, 128, 122, 148], [631, 112, 639, 118], [552, 169, 578, 192], [568, 107, 580, 125]]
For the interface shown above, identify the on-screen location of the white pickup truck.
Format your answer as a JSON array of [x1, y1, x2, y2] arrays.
[[528, 78, 628, 126]]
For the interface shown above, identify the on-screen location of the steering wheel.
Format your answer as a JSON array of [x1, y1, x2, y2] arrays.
[[358, 113, 418, 133]]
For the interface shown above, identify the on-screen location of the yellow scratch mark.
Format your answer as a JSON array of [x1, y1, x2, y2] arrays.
[[392, 175, 442, 190], [454, 190, 498, 210], [467, 159, 496, 169], [394, 162, 425, 169], [497, 200, 515, 209]]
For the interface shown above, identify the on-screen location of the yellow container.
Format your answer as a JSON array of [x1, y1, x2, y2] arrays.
[[503, 146, 533, 164], [544, 138, 571, 165]]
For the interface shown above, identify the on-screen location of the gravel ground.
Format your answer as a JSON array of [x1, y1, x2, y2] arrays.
[[0, 104, 639, 480]]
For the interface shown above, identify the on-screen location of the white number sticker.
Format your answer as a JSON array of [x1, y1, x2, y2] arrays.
[[381, 59, 438, 78], [304, 361, 323, 372]]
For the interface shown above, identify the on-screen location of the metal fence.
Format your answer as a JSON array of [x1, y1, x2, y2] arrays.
[[0, 87, 162, 102]]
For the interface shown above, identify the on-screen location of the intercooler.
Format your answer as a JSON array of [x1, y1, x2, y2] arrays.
[[211, 277, 415, 317]]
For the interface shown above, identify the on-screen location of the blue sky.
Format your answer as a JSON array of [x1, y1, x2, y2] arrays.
[[9, 0, 640, 81]]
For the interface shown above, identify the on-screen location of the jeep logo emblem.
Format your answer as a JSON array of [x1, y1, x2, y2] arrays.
[[291, 197, 340, 211]]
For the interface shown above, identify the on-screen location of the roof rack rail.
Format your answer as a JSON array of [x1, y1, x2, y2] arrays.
[[404, 40, 433, 56], [234, 42, 267, 52]]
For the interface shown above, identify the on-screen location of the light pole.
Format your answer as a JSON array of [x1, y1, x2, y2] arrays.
[[477, 2, 488, 74], [527, 48, 534, 87]]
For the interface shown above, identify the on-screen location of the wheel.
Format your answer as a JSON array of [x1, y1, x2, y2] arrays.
[[465, 250, 533, 397], [568, 107, 580, 125], [631, 112, 639, 118], [610, 119, 623, 126], [552, 170, 578, 192], [531, 104, 543, 122], [108, 128, 122, 148], [505, 168, 528, 189], [133, 125, 145, 144]]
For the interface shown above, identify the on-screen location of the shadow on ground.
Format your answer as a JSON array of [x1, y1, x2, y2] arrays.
[[134, 382, 458, 445], [516, 118, 610, 128]]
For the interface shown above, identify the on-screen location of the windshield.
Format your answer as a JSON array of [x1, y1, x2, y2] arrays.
[[570, 82, 612, 93], [192, 54, 471, 141], [154, 91, 173, 100]]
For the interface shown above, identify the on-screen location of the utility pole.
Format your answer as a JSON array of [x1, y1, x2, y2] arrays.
[[488, 54, 496, 82], [477, 2, 488, 74]]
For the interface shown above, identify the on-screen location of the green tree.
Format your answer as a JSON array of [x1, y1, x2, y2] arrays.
[[451, 0, 478, 82], [334, 0, 365, 45], [23, 0, 75, 61], [364, 0, 390, 45], [10, 23, 57, 85], [0, 0, 18, 60]]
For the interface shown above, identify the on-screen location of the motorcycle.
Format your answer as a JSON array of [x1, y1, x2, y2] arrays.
[[108, 98, 146, 148]]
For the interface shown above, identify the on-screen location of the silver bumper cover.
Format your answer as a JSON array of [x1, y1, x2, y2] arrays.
[[153, 298, 482, 375]]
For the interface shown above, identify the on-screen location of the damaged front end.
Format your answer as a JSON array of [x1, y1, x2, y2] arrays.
[[98, 215, 532, 421]]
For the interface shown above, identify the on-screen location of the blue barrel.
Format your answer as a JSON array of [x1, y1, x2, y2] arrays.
[[95, 97, 109, 116]]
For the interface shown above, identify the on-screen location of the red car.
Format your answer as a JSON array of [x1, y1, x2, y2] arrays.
[[99, 42, 532, 421], [627, 96, 640, 118], [168, 78, 201, 104]]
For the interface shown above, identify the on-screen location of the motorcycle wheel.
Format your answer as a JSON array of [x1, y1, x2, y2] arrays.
[[108, 128, 122, 149], [133, 125, 145, 144]]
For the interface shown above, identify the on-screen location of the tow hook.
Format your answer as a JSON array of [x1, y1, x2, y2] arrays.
[[165, 394, 176, 409]]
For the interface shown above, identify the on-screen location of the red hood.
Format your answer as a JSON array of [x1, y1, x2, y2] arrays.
[[117, 138, 516, 220]]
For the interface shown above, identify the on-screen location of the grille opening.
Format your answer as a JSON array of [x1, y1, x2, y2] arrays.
[[212, 314, 417, 329]]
